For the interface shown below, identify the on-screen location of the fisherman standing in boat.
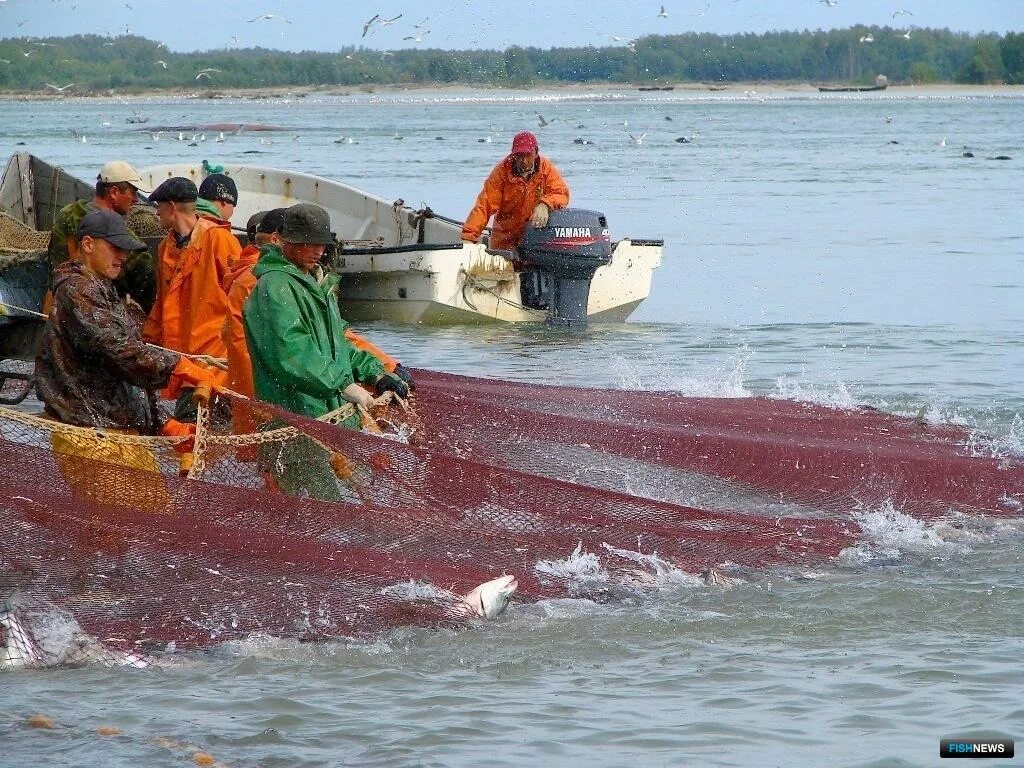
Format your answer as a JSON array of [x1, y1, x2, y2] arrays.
[[243, 203, 410, 499], [461, 131, 570, 255], [35, 209, 220, 504], [143, 176, 238, 423], [46, 160, 159, 312]]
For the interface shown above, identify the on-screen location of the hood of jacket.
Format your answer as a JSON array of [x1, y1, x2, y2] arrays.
[[222, 243, 260, 293], [252, 243, 340, 293]]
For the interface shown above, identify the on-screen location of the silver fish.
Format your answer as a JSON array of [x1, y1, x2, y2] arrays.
[[1, 592, 154, 671], [700, 568, 746, 588], [460, 575, 519, 620], [0, 591, 45, 670]]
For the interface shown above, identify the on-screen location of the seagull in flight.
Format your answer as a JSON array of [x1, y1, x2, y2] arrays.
[[155, 60, 167, 68], [819, 0, 838, 6], [403, 30, 429, 42], [901, 28, 912, 39], [248, 13, 291, 23], [380, 14, 403, 27], [658, 5, 668, 18], [628, 132, 647, 144], [362, 14, 380, 37], [859, 35, 874, 43], [536, 112, 549, 127], [195, 68, 221, 80], [413, 16, 430, 28], [892, 9, 913, 19], [45, 82, 74, 92]]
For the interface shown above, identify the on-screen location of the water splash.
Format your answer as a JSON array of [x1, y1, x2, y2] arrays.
[[534, 542, 609, 584], [838, 500, 969, 565], [614, 343, 752, 397]]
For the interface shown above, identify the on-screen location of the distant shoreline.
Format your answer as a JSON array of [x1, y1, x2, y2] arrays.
[[2, 82, 1023, 102]]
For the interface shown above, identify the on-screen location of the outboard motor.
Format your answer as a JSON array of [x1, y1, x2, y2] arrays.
[[516, 208, 612, 327]]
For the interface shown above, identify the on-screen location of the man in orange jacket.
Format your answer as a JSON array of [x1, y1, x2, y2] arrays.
[[461, 131, 569, 252], [143, 177, 239, 419]]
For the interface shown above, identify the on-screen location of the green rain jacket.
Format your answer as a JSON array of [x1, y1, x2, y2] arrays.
[[243, 244, 384, 422]]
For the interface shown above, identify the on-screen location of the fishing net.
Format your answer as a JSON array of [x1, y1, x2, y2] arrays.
[[124, 204, 166, 240], [0, 211, 49, 271], [1, 371, 1021, 664]]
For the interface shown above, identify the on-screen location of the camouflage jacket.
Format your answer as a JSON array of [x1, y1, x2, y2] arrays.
[[35, 261, 178, 434], [47, 199, 158, 312]]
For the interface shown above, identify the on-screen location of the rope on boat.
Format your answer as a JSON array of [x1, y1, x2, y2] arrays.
[[459, 269, 547, 317]]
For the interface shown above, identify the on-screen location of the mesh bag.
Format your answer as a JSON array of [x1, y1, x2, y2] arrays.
[[124, 204, 167, 240], [1, 371, 1020, 663], [0, 211, 50, 272]]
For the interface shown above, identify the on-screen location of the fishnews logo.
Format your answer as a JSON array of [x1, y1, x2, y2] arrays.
[[940, 738, 1014, 759]]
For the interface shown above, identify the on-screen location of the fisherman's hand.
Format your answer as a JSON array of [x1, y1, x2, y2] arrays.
[[341, 383, 376, 410], [160, 418, 196, 454], [529, 203, 550, 228], [392, 364, 416, 390], [170, 356, 216, 389], [374, 371, 410, 399]]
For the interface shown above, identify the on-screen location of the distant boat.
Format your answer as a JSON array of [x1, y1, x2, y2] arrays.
[[818, 83, 887, 92], [819, 74, 888, 93], [637, 86, 675, 92]]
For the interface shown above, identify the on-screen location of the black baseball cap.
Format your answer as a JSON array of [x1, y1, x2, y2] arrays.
[[280, 203, 334, 245], [198, 173, 238, 205], [148, 176, 198, 203], [76, 209, 147, 252], [256, 207, 286, 235], [245, 211, 267, 241]]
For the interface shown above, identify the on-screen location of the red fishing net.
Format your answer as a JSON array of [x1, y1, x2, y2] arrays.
[[1, 370, 1020, 663]]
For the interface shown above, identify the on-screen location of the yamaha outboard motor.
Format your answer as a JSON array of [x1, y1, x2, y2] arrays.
[[516, 208, 612, 327]]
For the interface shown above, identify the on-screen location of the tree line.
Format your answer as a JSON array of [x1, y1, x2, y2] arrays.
[[0, 27, 1021, 93]]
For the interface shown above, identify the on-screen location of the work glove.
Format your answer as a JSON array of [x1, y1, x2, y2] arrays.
[[529, 203, 550, 228], [392, 364, 416, 390], [160, 418, 196, 454], [374, 371, 410, 399], [341, 382, 376, 410], [170, 356, 217, 389]]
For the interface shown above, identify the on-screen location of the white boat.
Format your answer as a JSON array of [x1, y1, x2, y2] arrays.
[[138, 162, 663, 324]]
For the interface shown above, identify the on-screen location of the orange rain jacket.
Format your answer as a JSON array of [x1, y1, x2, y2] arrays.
[[221, 243, 260, 398], [462, 155, 570, 250], [143, 216, 239, 397], [222, 244, 399, 400]]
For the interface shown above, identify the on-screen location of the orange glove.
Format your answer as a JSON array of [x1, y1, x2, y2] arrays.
[[170, 356, 216, 390], [160, 418, 196, 454]]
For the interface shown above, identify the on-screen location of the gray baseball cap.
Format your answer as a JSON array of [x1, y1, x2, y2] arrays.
[[280, 203, 334, 245], [76, 209, 147, 252]]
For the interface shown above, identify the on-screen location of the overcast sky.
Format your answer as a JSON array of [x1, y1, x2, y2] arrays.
[[1, 0, 1020, 53]]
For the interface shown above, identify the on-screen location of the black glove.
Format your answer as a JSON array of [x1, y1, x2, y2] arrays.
[[374, 371, 410, 399], [393, 364, 416, 390]]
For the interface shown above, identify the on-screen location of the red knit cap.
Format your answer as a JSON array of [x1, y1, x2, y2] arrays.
[[511, 131, 539, 154]]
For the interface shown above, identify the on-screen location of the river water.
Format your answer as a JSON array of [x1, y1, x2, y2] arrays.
[[1, 87, 1022, 767]]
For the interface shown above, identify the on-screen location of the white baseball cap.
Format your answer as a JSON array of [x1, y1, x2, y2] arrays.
[[97, 161, 150, 193]]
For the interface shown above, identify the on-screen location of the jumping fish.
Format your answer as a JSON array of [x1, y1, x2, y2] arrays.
[[460, 575, 519, 620]]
